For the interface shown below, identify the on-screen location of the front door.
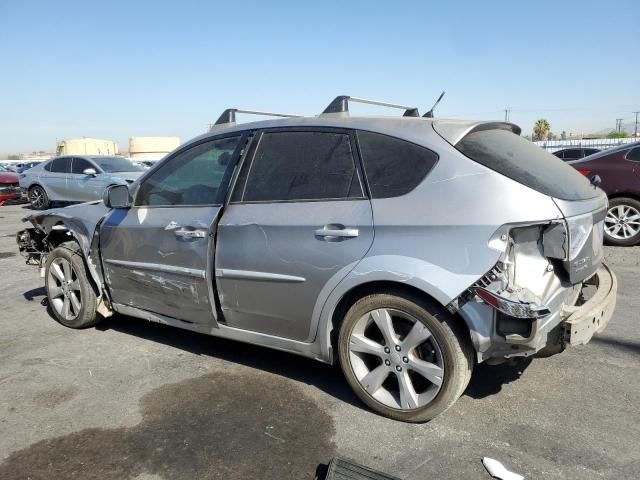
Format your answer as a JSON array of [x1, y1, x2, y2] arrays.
[[100, 134, 245, 325], [216, 128, 374, 341], [68, 157, 104, 202]]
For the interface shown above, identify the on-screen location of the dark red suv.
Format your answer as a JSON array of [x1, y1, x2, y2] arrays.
[[570, 142, 640, 246]]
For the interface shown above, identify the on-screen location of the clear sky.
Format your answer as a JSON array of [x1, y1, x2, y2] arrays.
[[1, 0, 638, 155]]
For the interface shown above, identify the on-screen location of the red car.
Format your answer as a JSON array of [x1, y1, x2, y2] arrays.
[[0, 165, 21, 206], [570, 141, 640, 246]]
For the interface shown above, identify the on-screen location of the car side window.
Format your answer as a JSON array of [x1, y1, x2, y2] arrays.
[[50, 157, 72, 173], [626, 147, 640, 162], [238, 131, 363, 203], [357, 131, 438, 198], [136, 136, 241, 207], [71, 158, 95, 174]]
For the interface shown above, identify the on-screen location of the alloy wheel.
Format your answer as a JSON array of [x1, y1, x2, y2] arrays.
[[347, 308, 445, 410], [47, 257, 82, 321], [605, 204, 640, 240], [30, 187, 45, 209]]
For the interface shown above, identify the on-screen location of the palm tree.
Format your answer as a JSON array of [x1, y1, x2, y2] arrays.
[[533, 119, 551, 141]]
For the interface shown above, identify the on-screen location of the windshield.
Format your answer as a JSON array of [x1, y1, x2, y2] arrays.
[[455, 128, 599, 201], [91, 156, 142, 173]]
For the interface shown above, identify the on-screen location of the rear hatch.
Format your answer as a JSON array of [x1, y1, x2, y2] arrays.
[[434, 121, 606, 283]]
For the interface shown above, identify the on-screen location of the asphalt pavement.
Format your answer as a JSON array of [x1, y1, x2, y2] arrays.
[[0, 203, 638, 479]]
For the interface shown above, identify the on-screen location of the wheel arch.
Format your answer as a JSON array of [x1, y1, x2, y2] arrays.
[[320, 279, 474, 365], [607, 192, 640, 202]]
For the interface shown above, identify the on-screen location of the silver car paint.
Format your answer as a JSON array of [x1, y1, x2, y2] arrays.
[[18, 116, 608, 365], [20, 157, 142, 203]]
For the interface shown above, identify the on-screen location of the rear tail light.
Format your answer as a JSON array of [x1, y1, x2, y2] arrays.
[[578, 169, 590, 176], [472, 287, 550, 319]]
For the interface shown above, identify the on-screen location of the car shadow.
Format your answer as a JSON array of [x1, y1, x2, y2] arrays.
[[97, 315, 364, 410], [464, 357, 533, 399]]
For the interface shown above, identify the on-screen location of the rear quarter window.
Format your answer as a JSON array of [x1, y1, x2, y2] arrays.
[[455, 128, 598, 201], [357, 131, 438, 198]]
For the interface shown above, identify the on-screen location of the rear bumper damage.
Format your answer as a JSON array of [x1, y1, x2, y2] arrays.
[[560, 264, 616, 346], [459, 264, 616, 362]]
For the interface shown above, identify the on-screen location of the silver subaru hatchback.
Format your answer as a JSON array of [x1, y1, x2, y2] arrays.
[[17, 97, 616, 422]]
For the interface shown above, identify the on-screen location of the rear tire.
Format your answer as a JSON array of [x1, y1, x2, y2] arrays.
[[604, 197, 640, 246], [338, 292, 473, 422], [45, 242, 101, 328], [29, 185, 50, 210]]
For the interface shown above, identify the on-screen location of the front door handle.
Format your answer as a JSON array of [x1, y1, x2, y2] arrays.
[[174, 228, 207, 239], [314, 225, 359, 240]]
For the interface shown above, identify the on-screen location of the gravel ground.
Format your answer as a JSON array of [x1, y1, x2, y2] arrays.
[[0, 203, 638, 479]]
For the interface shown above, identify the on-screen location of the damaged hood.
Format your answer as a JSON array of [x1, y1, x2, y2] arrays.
[[23, 201, 111, 251]]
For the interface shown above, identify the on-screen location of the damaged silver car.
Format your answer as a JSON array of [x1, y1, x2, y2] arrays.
[[16, 96, 617, 422]]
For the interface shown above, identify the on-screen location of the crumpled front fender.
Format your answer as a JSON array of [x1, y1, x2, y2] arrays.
[[22, 201, 112, 294]]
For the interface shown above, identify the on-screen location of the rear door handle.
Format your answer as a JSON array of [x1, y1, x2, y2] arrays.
[[174, 228, 207, 239], [314, 225, 359, 239]]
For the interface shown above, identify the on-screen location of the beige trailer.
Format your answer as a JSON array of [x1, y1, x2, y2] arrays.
[[128, 136, 180, 161], [56, 138, 119, 156]]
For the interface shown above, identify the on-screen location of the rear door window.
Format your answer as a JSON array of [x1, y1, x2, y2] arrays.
[[357, 131, 438, 198], [238, 130, 363, 202], [454, 128, 598, 200]]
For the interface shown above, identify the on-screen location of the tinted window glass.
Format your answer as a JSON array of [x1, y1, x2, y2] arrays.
[[240, 131, 362, 202], [584, 148, 600, 156], [455, 128, 598, 200], [50, 157, 72, 173], [553, 150, 564, 159], [91, 156, 142, 173], [563, 149, 582, 160], [626, 147, 640, 162], [137, 136, 241, 206], [71, 158, 94, 174], [357, 131, 438, 198]]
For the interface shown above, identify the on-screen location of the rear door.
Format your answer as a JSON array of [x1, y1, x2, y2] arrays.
[[215, 128, 374, 341], [41, 157, 72, 199], [100, 134, 245, 325]]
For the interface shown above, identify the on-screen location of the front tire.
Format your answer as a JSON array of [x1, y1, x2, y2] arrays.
[[338, 292, 473, 422], [604, 197, 640, 246], [45, 242, 100, 328], [29, 185, 50, 210]]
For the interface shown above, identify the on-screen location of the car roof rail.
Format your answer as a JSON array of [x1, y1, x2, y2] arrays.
[[321, 96, 420, 118], [212, 108, 304, 128]]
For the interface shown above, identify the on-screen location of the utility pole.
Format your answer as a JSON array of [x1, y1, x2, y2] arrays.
[[504, 108, 511, 122], [616, 118, 624, 133], [633, 111, 639, 138]]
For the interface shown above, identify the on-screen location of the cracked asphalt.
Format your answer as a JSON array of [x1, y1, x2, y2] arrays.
[[0, 203, 639, 479]]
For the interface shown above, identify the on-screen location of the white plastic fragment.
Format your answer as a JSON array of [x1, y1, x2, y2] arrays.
[[482, 457, 524, 480]]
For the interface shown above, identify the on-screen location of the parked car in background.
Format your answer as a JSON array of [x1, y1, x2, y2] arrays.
[[16, 97, 616, 422], [553, 147, 601, 162], [20, 156, 144, 209], [570, 142, 640, 246], [16, 161, 43, 174], [0, 165, 20, 206]]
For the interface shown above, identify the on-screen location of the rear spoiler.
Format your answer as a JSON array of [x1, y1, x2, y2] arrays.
[[433, 120, 521, 146]]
